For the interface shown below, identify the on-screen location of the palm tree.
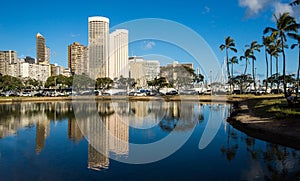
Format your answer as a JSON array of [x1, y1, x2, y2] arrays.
[[263, 36, 273, 92], [269, 39, 282, 92], [264, 12, 299, 98], [240, 49, 254, 76], [220, 36, 238, 79], [288, 32, 300, 97], [229, 56, 238, 79], [247, 41, 262, 92]]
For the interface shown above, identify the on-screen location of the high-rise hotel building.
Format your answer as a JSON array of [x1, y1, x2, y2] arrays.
[[109, 29, 129, 79], [88, 16, 109, 79], [68, 42, 88, 75], [36, 33, 46, 64]]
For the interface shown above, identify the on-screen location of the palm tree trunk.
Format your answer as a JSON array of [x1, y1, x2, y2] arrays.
[[231, 62, 234, 80], [252, 59, 256, 92], [244, 59, 248, 75], [276, 57, 279, 94], [281, 37, 287, 98], [231, 62, 234, 93], [270, 55, 273, 89], [265, 47, 269, 93], [297, 46, 300, 97], [226, 49, 230, 79]]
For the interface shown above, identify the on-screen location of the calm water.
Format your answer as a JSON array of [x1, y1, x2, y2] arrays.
[[0, 100, 300, 181]]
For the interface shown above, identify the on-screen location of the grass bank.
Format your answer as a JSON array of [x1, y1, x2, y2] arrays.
[[229, 96, 300, 150]]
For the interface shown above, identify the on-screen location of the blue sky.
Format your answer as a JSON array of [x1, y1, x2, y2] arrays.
[[0, 0, 299, 80]]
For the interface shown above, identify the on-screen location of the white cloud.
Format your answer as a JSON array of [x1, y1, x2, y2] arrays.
[[238, 0, 299, 21], [70, 33, 80, 38], [143, 41, 156, 50], [238, 0, 271, 16], [202, 6, 210, 14], [274, 2, 294, 17]]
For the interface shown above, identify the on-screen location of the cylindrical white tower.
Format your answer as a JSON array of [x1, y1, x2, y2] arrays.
[[88, 16, 110, 79]]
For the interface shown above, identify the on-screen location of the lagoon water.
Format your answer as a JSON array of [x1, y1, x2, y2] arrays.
[[0, 100, 299, 180]]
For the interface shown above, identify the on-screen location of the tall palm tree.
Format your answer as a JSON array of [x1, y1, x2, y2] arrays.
[[240, 49, 254, 75], [263, 36, 273, 92], [220, 36, 238, 79], [264, 12, 299, 98], [274, 39, 284, 93], [247, 41, 262, 92], [288, 32, 300, 97], [269, 39, 282, 92], [229, 56, 238, 78]]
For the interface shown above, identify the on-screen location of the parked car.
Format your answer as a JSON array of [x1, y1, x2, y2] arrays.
[[102, 92, 111, 96], [8, 92, 19, 97], [232, 90, 242, 95], [128, 92, 136, 96], [270, 89, 283, 94], [134, 92, 146, 96], [34, 92, 44, 97], [113, 91, 127, 95], [166, 90, 178, 95], [180, 89, 199, 95], [21, 91, 32, 97]]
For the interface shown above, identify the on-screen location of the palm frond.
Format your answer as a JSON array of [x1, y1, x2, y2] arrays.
[[290, 0, 300, 6], [291, 44, 298, 49], [219, 44, 225, 51], [264, 27, 277, 34], [230, 47, 238, 53]]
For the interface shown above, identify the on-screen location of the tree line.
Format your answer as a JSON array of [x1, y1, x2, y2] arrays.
[[220, 12, 300, 99]]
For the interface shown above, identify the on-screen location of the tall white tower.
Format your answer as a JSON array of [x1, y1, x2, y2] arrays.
[[88, 16, 109, 79], [109, 29, 129, 79]]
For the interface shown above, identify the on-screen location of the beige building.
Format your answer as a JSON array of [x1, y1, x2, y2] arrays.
[[109, 29, 129, 79], [28, 63, 50, 83], [129, 56, 160, 88], [0, 50, 18, 75], [68, 42, 88, 75], [0, 61, 9, 76], [0, 50, 18, 64], [160, 61, 194, 89], [88, 16, 109, 79], [45, 46, 50, 65], [8, 62, 21, 77]]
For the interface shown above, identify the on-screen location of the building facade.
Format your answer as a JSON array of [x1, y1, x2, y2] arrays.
[[88, 16, 109, 79], [36, 33, 46, 64], [0, 50, 18, 64], [45, 46, 50, 65], [0, 50, 18, 75], [129, 56, 160, 88], [68, 42, 88, 75], [109, 29, 129, 79]]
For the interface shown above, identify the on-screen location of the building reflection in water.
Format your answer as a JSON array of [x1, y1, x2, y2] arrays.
[[75, 101, 129, 171], [68, 118, 83, 143], [35, 119, 50, 154], [0, 101, 226, 171], [75, 100, 207, 170]]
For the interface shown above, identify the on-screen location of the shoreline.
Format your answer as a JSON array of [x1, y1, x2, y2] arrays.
[[228, 99, 300, 150], [0, 94, 282, 104]]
